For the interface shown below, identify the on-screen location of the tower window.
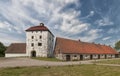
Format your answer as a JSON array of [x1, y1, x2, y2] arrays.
[[31, 43, 34, 47], [40, 36, 42, 39], [38, 43, 42, 46], [31, 36, 34, 39]]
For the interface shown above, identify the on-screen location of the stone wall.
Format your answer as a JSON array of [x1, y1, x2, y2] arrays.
[[26, 30, 54, 57], [55, 53, 116, 61]]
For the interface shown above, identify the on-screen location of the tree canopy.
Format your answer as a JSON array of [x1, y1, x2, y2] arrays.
[[115, 40, 120, 50], [0, 42, 7, 57]]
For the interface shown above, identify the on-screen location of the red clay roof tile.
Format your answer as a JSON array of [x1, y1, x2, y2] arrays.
[[6, 43, 26, 53], [54, 37, 118, 54], [25, 23, 54, 37], [26, 25, 49, 31]]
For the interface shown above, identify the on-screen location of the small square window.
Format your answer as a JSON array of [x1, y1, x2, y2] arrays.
[[31, 43, 34, 47], [38, 43, 42, 46]]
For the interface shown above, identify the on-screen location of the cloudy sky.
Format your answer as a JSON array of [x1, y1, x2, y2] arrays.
[[0, 0, 120, 46]]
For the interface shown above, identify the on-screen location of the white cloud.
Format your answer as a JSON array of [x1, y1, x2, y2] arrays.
[[0, 0, 100, 46], [0, 21, 12, 32], [80, 29, 102, 42], [102, 36, 111, 41], [58, 9, 89, 34], [108, 28, 119, 34], [0, 0, 81, 45], [95, 17, 114, 26], [80, 11, 94, 19]]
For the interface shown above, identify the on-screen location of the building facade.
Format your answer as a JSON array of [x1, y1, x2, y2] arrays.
[[5, 43, 26, 57], [26, 23, 54, 57], [54, 37, 118, 61], [5, 23, 118, 60]]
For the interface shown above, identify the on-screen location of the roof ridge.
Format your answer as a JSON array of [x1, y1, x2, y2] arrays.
[[56, 37, 78, 42]]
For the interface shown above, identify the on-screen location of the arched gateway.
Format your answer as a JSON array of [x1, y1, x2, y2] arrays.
[[31, 51, 36, 57]]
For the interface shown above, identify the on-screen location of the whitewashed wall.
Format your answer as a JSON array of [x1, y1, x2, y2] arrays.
[[112, 55, 115, 58], [92, 54, 98, 59], [26, 30, 54, 57], [5, 53, 27, 57], [99, 54, 105, 59], [83, 54, 90, 60]]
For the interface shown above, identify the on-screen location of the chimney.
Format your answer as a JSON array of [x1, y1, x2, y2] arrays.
[[40, 23, 44, 26]]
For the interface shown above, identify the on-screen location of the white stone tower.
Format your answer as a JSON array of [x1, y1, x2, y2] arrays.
[[26, 23, 54, 57]]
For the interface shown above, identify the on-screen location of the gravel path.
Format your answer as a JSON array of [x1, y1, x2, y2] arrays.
[[0, 58, 92, 68], [0, 58, 120, 68]]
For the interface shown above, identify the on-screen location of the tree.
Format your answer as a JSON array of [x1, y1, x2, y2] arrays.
[[115, 40, 120, 50], [0, 42, 7, 57]]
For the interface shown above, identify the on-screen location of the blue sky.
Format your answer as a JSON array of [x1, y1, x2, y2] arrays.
[[0, 0, 120, 46]]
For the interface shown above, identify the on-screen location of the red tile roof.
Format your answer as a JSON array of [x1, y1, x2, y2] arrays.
[[6, 43, 26, 53], [25, 23, 54, 36], [54, 37, 118, 54], [26, 25, 49, 31]]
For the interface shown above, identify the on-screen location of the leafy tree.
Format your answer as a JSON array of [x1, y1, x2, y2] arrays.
[[0, 42, 7, 57], [115, 41, 120, 50]]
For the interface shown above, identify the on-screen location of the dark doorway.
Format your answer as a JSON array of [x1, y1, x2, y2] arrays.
[[80, 55, 83, 60], [31, 51, 36, 57], [105, 55, 107, 59], [90, 55, 93, 59], [66, 55, 70, 61], [98, 55, 100, 59], [115, 54, 119, 58]]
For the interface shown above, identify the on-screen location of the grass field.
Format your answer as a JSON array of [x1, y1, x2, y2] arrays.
[[0, 64, 120, 76], [95, 59, 120, 64], [32, 57, 62, 61]]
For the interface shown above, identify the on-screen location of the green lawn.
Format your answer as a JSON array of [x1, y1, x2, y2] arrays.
[[32, 57, 62, 61], [95, 59, 120, 64], [0, 64, 120, 76]]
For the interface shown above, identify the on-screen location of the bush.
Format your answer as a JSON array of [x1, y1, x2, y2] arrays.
[[0, 42, 7, 57]]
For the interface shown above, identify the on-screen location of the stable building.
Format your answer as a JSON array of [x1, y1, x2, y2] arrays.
[[54, 37, 118, 61]]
